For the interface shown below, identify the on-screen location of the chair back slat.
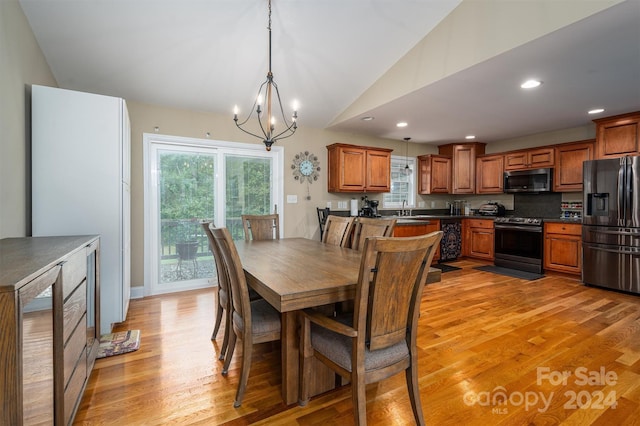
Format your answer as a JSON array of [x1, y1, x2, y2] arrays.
[[202, 222, 230, 296], [322, 215, 355, 247], [355, 231, 442, 351], [212, 227, 252, 325], [351, 217, 397, 251], [242, 214, 280, 241]]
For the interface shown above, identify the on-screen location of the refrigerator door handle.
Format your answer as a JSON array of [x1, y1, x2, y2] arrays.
[[627, 157, 634, 227], [618, 158, 625, 226], [584, 243, 640, 256]]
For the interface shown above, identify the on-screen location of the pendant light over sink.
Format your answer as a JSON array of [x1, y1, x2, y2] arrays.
[[403, 137, 413, 175]]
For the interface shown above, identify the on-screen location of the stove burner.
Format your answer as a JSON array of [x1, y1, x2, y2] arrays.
[[494, 217, 542, 226]]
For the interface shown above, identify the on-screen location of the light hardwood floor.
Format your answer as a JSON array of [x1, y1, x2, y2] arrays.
[[74, 259, 640, 425]]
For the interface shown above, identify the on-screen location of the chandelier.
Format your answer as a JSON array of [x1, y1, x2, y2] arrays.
[[233, 0, 298, 151]]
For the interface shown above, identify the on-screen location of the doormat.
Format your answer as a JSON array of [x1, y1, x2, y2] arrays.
[[432, 263, 462, 273], [96, 330, 141, 359], [474, 265, 544, 281]]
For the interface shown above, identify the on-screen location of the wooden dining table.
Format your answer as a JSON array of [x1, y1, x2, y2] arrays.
[[234, 237, 441, 405]]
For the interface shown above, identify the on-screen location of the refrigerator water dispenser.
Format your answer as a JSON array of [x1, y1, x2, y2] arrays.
[[587, 193, 609, 216]]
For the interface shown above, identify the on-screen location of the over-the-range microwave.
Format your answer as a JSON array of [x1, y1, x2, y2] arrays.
[[504, 168, 553, 193]]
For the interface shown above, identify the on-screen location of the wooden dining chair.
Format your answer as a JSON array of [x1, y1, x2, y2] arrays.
[[299, 231, 443, 426], [211, 227, 282, 407], [350, 217, 397, 251], [201, 221, 233, 361], [321, 215, 355, 247], [241, 214, 280, 241], [316, 207, 330, 241]]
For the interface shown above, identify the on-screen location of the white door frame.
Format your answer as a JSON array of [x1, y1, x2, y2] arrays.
[[142, 133, 284, 297]]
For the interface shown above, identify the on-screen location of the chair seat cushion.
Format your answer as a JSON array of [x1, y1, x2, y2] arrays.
[[233, 299, 281, 335], [310, 320, 409, 373]]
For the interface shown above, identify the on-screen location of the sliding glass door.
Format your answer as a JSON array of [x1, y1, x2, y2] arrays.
[[145, 135, 283, 295]]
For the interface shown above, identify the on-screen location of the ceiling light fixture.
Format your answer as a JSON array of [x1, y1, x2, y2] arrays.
[[588, 108, 605, 115], [233, 0, 297, 151], [520, 79, 542, 89], [465, 135, 476, 140], [361, 116, 375, 121], [397, 122, 408, 128], [403, 137, 413, 175]]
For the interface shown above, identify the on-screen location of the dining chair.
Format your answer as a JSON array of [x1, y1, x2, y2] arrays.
[[201, 221, 232, 361], [350, 217, 397, 251], [299, 231, 443, 426], [241, 214, 280, 241], [321, 215, 355, 247], [316, 207, 330, 241], [211, 227, 282, 407]]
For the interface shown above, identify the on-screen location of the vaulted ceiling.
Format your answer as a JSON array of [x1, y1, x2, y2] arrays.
[[19, 0, 640, 145]]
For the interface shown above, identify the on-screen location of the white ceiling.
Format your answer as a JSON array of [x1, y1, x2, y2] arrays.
[[19, 0, 640, 146]]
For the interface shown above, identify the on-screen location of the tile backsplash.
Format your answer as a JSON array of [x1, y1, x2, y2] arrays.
[[513, 193, 563, 218]]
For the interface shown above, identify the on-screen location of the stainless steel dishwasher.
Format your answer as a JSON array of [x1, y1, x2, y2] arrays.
[[440, 218, 462, 261]]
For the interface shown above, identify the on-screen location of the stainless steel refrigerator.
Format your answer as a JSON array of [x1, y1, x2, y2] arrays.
[[583, 156, 640, 294]]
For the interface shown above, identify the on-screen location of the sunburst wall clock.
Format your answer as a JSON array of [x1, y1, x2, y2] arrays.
[[291, 151, 320, 200]]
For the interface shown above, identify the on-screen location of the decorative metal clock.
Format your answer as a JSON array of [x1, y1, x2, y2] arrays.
[[291, 151, 320, 183], [291, 151, 320, 200]]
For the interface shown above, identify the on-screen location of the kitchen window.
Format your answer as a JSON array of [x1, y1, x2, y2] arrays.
[[383, 155, 415, 209]]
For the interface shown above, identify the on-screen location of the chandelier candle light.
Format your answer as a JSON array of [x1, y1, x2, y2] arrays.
[[233, 0, 298, 151]]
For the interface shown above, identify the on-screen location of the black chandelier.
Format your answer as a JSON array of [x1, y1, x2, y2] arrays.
[[233, 0, 298, 151]]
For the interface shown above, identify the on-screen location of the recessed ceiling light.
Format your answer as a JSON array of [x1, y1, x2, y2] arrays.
[[588, 108, 605, 115], [396, 122, 408, 128], [361, 116, 375, 121], [521, 79, 542, 89], [465, 135, 476, 140]]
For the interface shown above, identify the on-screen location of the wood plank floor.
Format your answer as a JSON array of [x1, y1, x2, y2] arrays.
[[74, 259, 640, 425]]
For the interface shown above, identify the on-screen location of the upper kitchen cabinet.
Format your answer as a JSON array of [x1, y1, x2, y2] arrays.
[[504, 147, 555, 171], [476, 154, 504, 194], [594, 111, 640, 159], [417, 154, 451, 194], [438, 142, 486, 194], [554, 140, 595, 192], [327, 143, 393, 192]]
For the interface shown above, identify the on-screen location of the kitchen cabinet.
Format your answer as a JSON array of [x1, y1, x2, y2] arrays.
[[417, 154, 451, 194], [438, 142, 486, 194], [393, 220, 440, 262], [463, 218, 494, 260], [0, 236, 100, 426], [327, 143, 393, 192], [504, 147, 555, 171], [594, 111, 640, 159], [476, 154, 504, 194], [554, 140, 595, 192], [544, 222, 581, 275]]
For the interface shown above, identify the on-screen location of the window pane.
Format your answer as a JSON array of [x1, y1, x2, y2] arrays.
[[384, 156, 415, 208], [225, 155, 273, 240], [158, 151, 215, 283]]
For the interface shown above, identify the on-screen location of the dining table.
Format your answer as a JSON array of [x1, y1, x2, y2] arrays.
[[234, 237, 442, 405]]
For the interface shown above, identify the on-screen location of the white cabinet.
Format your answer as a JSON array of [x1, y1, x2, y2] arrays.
[[31, 85, 130, 333]]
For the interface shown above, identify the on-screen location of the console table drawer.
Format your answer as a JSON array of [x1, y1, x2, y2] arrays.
[[63, 351, 87, 426], [63, 281, 87, 344], [62, 250, 87, 300], [64, 314, 87, 387]]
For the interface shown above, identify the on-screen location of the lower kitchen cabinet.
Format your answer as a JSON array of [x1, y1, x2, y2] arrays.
[[393, 220, 440, 262], [463, 218, 494, 260], [544, 222, 582, 274], [0, 236, 100, 426]]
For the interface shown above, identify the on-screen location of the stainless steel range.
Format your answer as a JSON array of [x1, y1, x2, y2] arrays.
[[494, 216, 544, 274]]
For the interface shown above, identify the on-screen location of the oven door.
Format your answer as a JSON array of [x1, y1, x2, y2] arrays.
[[494, 224, 543, 273]]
